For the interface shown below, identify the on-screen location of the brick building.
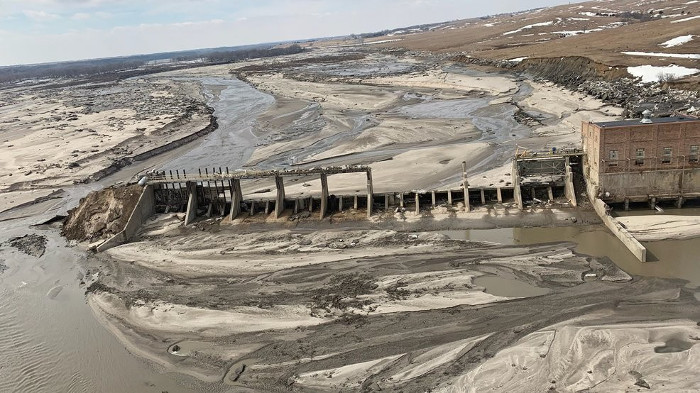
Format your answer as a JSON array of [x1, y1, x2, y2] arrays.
[[581, 114, 700, 206]]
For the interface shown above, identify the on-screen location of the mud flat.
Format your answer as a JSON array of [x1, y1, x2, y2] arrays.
[[81, 215, 700, 392]]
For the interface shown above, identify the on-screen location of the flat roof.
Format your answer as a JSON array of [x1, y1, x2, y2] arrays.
[[593, 116, 699, 128]]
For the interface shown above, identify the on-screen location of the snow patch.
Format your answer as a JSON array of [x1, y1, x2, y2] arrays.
[[622, 51, 700, 59], [363, 39, 402, 45], [503, 21, 554, 36], [507, 57, 528, 63], [627, 64, 700, 83], [671, 15, 700, 23], [660, 35, 694, 48]]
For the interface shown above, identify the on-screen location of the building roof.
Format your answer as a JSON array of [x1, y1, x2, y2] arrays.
[[593, 116, 699, 128]]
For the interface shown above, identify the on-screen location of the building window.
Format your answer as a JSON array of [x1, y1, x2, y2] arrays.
[[661, 147, 672, 164], [691, 145, 699, 163], [608, 150, 618, 166], [635, 148, 645, 165]]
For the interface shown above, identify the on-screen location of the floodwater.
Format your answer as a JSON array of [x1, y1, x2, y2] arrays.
[[443, 225, 700, 287], [0, 219, 219, 393]]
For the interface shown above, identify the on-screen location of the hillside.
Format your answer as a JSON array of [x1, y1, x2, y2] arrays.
[[340, 0, 700, 88]]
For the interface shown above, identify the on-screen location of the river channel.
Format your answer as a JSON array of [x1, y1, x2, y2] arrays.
[[1, 71, 699, 392]]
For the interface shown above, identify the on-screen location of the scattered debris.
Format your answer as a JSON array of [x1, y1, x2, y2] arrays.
[[5, 234, 48, 257]]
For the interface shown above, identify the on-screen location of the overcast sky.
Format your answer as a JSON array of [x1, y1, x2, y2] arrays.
[[0, 0, 577, 66]]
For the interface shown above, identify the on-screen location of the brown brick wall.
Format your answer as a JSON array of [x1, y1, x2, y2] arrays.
[[583, 119, 700, 198], [592, 120, 700, 174]]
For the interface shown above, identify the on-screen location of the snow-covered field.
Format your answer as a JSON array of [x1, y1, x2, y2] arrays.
[[627, 64, 700, 83]]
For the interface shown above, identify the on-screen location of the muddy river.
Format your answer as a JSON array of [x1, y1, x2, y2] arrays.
[[443, 225, 700, 287]]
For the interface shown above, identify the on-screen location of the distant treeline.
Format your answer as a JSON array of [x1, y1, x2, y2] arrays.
[[204, 44, 303, 63], [0, 44, 304, 85]]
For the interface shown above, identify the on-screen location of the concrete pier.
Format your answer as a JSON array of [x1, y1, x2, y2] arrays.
[[185, 181, 198, 226], [320, 173, 328, 219], [385, 194, 389, 211], [415, 193, 420, 215], [399, 193, 404, 208], [480, 189, 486, 205], [431, 191, 436, 207], [366, 169, 374, 218], [564, 157, 577, 207], [462, 161, 470, 211], [496, 187, 503, 203], [229, 179, 242, 220], [547, 186, 554, 201], [339, 196, 343, 212], [275, 175, 285, 219], [513, 160, 523, 209], [447, 190, 452, 206], [353, 195, 358, 210]]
